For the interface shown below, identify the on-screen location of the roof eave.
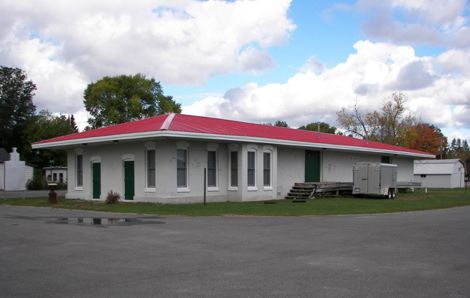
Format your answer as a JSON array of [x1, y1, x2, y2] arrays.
[[32, 130, 435, 159]]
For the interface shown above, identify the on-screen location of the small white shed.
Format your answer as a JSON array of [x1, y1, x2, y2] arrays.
[[43, 166, 67, 184], [0, 147, 34, 191], [414, 159, 466, 188]]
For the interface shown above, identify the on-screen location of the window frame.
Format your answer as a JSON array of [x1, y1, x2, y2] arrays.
[[263, 151, 272, 189], [75, 153, 83, 190], [247, 150, 257, 190], [176, 148, 189, 192], [207, 150, 218, 191], [229, 150, 238, 190], [145, 148, 156, 191]]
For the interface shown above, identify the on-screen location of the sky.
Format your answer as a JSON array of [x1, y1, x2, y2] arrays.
[[1, 0, 470, 142]]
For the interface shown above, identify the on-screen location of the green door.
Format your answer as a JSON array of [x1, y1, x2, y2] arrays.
[[305, 150, 320, 182], [124, 161, 134, 200], [92, 162, 101, 199]]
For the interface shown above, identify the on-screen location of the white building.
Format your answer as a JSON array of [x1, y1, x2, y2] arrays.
[[32, 114, 434, 203], [0, 147, 34, 191], [43, 166, 67, 184], [414, 159, 466, 188]]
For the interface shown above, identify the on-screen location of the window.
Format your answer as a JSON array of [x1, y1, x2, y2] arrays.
[[59, 173, 64, 183], [420, 174, 427, 178], [247, 151, 256, 187], [381, 156, 391, 164], [53, 173, 57, 182], [76, 154, 83, 187], [177, 149, 187, 188], [207, 151, 217, 187], [230, 151, 238, 187], [263, 152, 271, 187], [47, 175, 52, 182], [146, 149, 156, 188]]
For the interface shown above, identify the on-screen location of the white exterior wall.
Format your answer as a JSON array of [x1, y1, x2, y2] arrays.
[[2, 148, 34, 191], [240, 144, 277, 202], [414, 174, 452, 188], [322, 151, 413, 182], [450, 162, 466, 188], [65, 139, 418, 203], [413, 160, 465, 188], [394, 157, 414, 182], [0, 163, 4, 190], [66, 140, 277, 203], [276, 148, 415, 198], [322, 151, 380, 182], [24, 166, 33, 186], [277, 147, 304, 198], [45, 169, 67, 183]]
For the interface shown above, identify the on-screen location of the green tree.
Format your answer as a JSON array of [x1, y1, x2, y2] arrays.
[[299, 122, 336, 134], [274, 120, 289, 128], [84, 74, 181, 128], [447, 138, 470, 179], [23, 110, 75, 168], [0, 66, 36, 154], [69, 114, 79, 133]]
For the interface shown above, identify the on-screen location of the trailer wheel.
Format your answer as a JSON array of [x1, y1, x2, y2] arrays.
[[387, 189, 394, 199]]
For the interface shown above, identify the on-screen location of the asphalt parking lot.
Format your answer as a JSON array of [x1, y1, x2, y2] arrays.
[[1, 205, 469, 297]]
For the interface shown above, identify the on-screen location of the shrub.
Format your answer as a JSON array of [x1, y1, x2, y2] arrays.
[[26, 168, 48, 190], [105, 190, 120, 204], [56, 182, 67, 190]]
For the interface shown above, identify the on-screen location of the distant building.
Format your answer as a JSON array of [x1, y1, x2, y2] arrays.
[[43, 166, 67, 184], [414, 159, 466, 188], [0, 147, 34, 191]]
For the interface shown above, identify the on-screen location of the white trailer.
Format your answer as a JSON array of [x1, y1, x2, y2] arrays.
[[353, 162, 397, 199]]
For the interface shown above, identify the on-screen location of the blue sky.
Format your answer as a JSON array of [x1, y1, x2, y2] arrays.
[[166, 1, 365, 104], [1, 0, 469, 141]]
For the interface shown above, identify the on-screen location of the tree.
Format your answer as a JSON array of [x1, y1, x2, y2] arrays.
[[337, 92, 416, 146], [274, 120, 289, 128], [447, 138, 470, 179], [298, 122, 336, 134], [336, 102, 375, 139], [448, 138, 470, 160], [69, 115, 79, 133], [261, 120, 289, 127], [23, 110, 75, 168], [84, 74, 181, 128], [0, 66, 36, 154], [410, 124, 447, 156]]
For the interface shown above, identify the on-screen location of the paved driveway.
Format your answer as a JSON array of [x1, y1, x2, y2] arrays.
[[1, 205, 469, 297]]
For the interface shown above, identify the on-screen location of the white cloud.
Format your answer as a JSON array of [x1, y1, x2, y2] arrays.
[[356, 0, 470, 48], [0, 27, 88, 115], [0, 0, 294, 127], [390, 0, 466, 25], [183, 41, 470, 141]]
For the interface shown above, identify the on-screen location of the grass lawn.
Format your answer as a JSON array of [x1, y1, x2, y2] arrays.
[[1, 188, 470, 216]]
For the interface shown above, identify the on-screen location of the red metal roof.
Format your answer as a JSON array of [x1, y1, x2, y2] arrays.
[[33, 113, 433, 156], [33, 114, 168, 144]]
